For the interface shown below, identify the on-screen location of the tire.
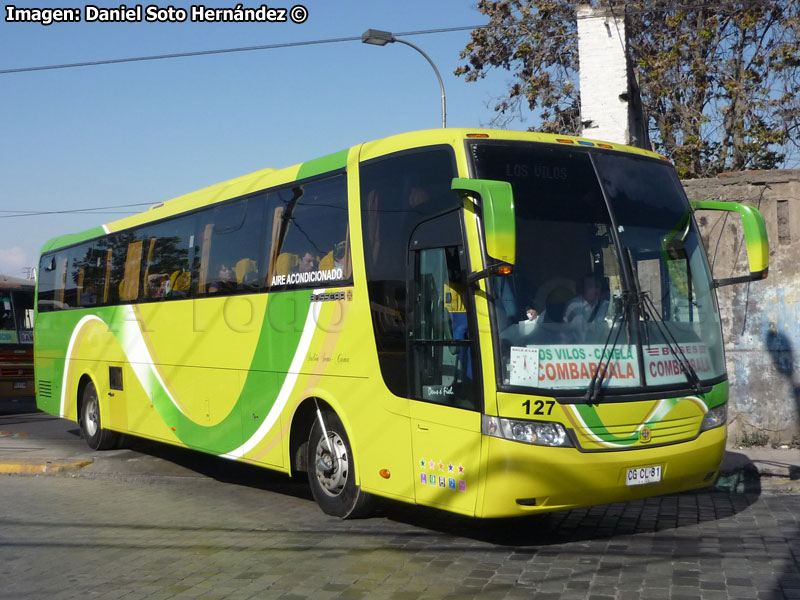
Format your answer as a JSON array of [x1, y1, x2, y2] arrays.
[[307, 410, 373, 519], [80, 380, 120, 451]]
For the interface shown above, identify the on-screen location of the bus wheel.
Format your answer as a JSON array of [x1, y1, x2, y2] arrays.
[[307, 410, 372, 519], [80, 381, 119, 451]]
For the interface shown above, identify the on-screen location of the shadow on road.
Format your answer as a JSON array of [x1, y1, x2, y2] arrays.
[[0, 396, 39, 417], [765, 323, 800, 600], [375, 483, 761, 547], [120, 435, 314, 502], [67, 426, 767, 547]]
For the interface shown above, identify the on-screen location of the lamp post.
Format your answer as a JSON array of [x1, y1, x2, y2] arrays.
[[361, 28, 447, 128]]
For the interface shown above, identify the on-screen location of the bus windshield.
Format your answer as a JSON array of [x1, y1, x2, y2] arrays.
[[0, 288, 34, 345], [469, 141, 725, 395]]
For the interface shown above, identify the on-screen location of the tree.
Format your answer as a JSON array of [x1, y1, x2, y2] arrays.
[[456, 0, 800, 178]]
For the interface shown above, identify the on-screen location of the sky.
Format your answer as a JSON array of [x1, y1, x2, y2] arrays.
[[0, 0, 528, 277]]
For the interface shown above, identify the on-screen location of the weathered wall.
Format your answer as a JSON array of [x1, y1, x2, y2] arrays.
[[684, 170, 800, 446], [577, 4, 628, 145]]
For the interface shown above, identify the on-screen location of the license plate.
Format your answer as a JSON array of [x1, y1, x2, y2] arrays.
[[13, 381, 27, 390], [626, 465, 662, 486]]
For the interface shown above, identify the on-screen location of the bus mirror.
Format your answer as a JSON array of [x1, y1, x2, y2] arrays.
[[690, 199, 769, 287], [451, 178, 516, 266]]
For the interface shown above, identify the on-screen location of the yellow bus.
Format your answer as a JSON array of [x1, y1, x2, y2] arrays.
[[34, 129, 768, 518]]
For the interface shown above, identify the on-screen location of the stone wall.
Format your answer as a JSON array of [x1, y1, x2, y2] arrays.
[[684, 170, 800, 446]]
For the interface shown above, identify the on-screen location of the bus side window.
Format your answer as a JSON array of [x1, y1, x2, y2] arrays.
[[67, 240, 106, 308], [37, 254, 59, 312], [64, 248, 82, 308], [269, 175, 349, 290], [0, 295, 13, 329], [197, 197, 265, 296], [139, 215, 196, 300], [359, 146, 461, 399]]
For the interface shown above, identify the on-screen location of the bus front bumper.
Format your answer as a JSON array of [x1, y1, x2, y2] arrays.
[[478, 425, 726, 518]]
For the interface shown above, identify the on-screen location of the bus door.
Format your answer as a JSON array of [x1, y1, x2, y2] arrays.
[[407, 213, 482, 514]]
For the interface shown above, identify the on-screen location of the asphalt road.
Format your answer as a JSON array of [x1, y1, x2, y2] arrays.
[[2, 398, 800, 599]]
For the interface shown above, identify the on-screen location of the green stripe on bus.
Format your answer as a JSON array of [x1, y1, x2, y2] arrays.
[[41, 226, 107, 253], [46, 291, 311, 455], [133, 291, 311, 454], [296, 149, 348, 180]]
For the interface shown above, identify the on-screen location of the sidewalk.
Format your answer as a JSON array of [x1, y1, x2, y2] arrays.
[[2, 397, 800, 494], [0, 397, 216, 480], [718, 446, 800, 494]]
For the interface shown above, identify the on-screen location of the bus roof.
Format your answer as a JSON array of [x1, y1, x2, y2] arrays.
[[39, 128, 667, 254], [0, 274, 34, 290]]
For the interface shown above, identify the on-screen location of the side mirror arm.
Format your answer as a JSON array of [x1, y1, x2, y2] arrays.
[[690, 199, 769, 287]]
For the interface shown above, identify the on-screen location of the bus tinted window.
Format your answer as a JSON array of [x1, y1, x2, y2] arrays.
[[37, 255, 58, 312], [199, 196, 266, 295], [359, 147, 460, 398], [64, 242, 105, 308], [0, 295, 14, 331], [139, 215, 196, 300], [269, 175, 350, 290]]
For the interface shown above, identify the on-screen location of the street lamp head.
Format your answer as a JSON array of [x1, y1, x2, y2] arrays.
[[360, 27, 446, 128], [361, 29, 394, 46]]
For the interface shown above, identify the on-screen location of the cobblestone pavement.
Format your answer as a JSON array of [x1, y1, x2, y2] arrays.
[[2, 470, 799, 600]]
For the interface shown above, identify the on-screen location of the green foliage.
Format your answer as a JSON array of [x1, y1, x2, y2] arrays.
[[457, 0, 800, 178], [738, 429, 770, 448]]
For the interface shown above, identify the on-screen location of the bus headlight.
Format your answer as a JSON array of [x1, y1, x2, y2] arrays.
[[700, 403, 727, 432], [482, 415, 572, 447]]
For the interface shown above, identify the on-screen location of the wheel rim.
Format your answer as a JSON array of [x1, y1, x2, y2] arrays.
[[83, 388, 99, 438], [314, 431, 349, 497]]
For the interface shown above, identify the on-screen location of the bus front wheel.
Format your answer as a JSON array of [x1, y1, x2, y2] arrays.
[[307, 410, 372, 519], [80, 381, 119, 451]]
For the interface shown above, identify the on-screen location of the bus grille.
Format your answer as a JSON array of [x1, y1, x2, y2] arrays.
[[0, 363, 34, 378], [38, 380, 52, 398], [574, 415, 702, 449]]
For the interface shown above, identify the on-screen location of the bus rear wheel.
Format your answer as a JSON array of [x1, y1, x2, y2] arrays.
[[307, 410, 372, 519], [80, 381, 119, 451]]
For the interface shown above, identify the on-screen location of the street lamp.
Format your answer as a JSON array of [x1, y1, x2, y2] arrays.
[[361, 28, 447, 128]]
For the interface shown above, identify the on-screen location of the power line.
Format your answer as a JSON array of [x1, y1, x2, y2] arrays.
[[1, 35, 355, 75], [0, 26, 480, 76], [0, 212, 142, 219], [0, 202, 157, 219]]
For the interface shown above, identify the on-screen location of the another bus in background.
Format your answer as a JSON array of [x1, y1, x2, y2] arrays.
[[0, 275, 35, 397]]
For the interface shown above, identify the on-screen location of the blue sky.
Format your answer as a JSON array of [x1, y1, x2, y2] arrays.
[[0, 0, 527, 276]]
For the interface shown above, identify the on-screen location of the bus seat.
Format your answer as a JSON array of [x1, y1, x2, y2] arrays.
[[318, 251, 334, 271], [275, 253, 298, 276], [173, 271, 191, 292], [235, 259, 258, 283]]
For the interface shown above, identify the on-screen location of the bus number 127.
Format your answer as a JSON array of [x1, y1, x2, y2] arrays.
[[522, 399, 555, 416]]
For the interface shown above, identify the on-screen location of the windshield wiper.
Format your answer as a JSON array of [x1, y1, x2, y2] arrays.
[[639, 292, 704, 394], [583, 292, 630, 404]]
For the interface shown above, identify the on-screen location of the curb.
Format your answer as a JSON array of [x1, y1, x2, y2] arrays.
[[0, 459, 93, 475]]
